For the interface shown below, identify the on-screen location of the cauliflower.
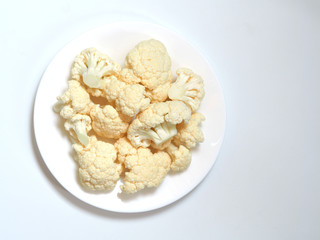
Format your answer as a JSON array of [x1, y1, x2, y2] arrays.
[[114, 137, 137, 164], [71, 48, 121, 96], [145, 81, 171, 102], [73, 136, 122, 191], [119, 68, 141, 84], [90, 105, 129, 139], [127, 100, 191, 150], [53, 39, 207, 195], [124, 39, 172, 101], [168, 68, 204, 112], [102, 77, 126, 103], [173, 112, 205, 149], [64, 114, 92, 146], [114, 137, 171, 194], [96, 76, 150, 118], [53, 80, 92, 119], [166, 143, 192, 172], [115, 84, 150, 118]]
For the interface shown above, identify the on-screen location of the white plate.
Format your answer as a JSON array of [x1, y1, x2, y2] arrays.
[[33, 21, 226, 213]]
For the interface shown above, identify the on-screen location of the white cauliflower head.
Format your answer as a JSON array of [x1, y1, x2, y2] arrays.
[[64, 114, 92, 146], [73, 136, 122, 191], [127, 100, 191, 150], [173, 112, 205, 149], [166, 143, 192, 172], [168, 68, 204, 112], [124, 39, 172, 91], [90, 105, 129, 139], [71, 48, 121, 94], [114, 137, 171, 194], [115, 84, 150, 118], [53, 80, 92, 119]]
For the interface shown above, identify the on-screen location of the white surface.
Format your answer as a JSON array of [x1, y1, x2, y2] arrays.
[[34, 21, 225, 212], [1, 0, 320, 239]]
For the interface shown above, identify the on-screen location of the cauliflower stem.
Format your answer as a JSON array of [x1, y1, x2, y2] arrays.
[[83, 54, 111, 88], [64, 114, 91, 146], [73, 122, 90, 146], [168, 68, 204, 112], [139, 121, 177, 146]]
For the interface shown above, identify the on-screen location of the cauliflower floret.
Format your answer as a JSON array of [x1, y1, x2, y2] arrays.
[[145, 81, 171, 102], [114, 137, 137, 164], [103, 76, 126, 103], [114, 137, 171, 194], [115, 84, 150, 118], [64, 114, 92, 146], [173, 112, 205, 149], [94, 76, 150, 118], [73, 136, 122, 191], [124, 39, 172, 101], [168, 68, 204, 112], [166, 143, 192, 172], [119, 68, 141, 84], [53, 80, 92, 119], [90, 105, 129, 139], [71, 48, 121, 96], [127, 101, 191, 150]]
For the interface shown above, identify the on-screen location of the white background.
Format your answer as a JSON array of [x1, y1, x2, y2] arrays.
[[1, 0, 319, 239]]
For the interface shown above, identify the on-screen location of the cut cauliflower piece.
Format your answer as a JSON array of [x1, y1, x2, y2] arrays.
[[119, 68, 141, 84], [166, 143, 192, 172], [99, 76, 150, 118], [73, 136, 122, 191], [173, 112, 205, 149], [71, 48, 121, 95], [124, 39, 172, 91], [90, 105, 129, 139], [114, 137, 137, 164], [103, 76, 126, 103], [115, 84, 150, 118], [115, 137, 171, 194], [168, 68, 204, 112], [145, 81, 171, 102], [127, 100, 191, 150], [64, 114, 92, 146], [53, 80, 92, 119]]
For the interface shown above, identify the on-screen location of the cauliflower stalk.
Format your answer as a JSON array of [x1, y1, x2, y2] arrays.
[[138, 121, 177, 146], [72, 48, 121, 89], [64, 114, 92, 146], [168, 68, 204, 112]]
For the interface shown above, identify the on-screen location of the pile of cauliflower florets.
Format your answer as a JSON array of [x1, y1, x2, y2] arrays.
[[53, 39, 205, 194]]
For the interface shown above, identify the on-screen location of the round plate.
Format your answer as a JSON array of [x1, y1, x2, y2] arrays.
[[33, 21, 226, 213]]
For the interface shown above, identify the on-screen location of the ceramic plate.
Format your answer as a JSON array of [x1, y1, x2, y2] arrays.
[[33, 21, 226, 213]]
